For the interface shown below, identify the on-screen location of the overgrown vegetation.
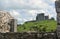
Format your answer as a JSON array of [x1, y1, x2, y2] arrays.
[[17, 20, 57, 32]]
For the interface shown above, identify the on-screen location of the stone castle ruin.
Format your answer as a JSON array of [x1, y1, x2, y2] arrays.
[[0, 0, 59, 39], [55, 0, 60, 39], [36, 13, 49, 21], [0, 11, 17, 33]]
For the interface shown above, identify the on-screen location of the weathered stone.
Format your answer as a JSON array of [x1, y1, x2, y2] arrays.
[[0, 32, 56, 39], [55, 0, 60, 39], [0, 11, 17, 33]]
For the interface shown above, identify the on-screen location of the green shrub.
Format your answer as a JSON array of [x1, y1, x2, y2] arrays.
[[17, 20, 57, 32]]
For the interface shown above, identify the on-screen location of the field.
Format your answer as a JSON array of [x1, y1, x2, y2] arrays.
[[17, 20, 57, 32]]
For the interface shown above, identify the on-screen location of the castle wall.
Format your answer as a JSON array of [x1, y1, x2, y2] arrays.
[[55, 0, 60, 39], [0, 11, 17, 33]]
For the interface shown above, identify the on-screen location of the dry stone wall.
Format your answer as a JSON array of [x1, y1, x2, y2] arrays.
[[0, 32, 57, 39]]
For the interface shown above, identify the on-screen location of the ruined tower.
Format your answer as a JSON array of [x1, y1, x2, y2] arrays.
[[36, 13, 49, 21], [55, 0, 60, 39], [0, 11, 17, 33], [36, 13, 45, 21]]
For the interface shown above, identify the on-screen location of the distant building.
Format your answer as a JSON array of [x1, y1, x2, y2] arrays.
[[36, 13, 45, 21], [25, 13, 49, 23], [36, 13, 49, 21]]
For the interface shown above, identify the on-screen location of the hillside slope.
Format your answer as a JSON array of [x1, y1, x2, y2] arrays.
[[17, 20, 57, 32]]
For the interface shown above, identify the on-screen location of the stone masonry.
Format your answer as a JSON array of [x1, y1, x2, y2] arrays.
[[0, 11, 17, 33], [0, 32, 56, 39], [55, 0, 60, 39]]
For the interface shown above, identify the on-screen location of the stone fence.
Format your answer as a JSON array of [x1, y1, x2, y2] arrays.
[[0, 32, 57, 39]]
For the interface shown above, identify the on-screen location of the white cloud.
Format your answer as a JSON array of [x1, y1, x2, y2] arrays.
[[0, 0, 55, 10], [27, 9, 56, 18], [50, 0, 56, 2], [9, 8, 56, 24], [9, 10, 22, 23], [0, 0, 56, 24], [10, 10, 20, 18]]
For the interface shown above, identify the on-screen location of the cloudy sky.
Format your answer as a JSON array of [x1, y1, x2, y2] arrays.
[[0, 0, 56, 24]]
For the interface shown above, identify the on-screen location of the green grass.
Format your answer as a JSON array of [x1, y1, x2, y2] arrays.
[[17, 20, 57, 32]]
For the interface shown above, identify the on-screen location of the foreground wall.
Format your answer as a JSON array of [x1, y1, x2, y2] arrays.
[[0, 32, 56, 39], [55, 0, 60, 39]]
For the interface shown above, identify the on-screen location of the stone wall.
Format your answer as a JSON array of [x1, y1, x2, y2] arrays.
[[0, 11, 17, 33], [55, 0, 60, 39], [0, 32, 57, 39]]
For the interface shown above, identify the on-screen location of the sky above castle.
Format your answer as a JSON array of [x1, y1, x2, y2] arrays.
[[0, 0, 56, 24]]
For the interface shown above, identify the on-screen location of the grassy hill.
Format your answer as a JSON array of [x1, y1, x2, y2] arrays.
[[17, 20, 57, 32]]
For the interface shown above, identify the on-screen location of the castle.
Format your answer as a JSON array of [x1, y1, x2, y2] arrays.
[[36, 13, 49, 21], [25, 13, 49, 23]]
